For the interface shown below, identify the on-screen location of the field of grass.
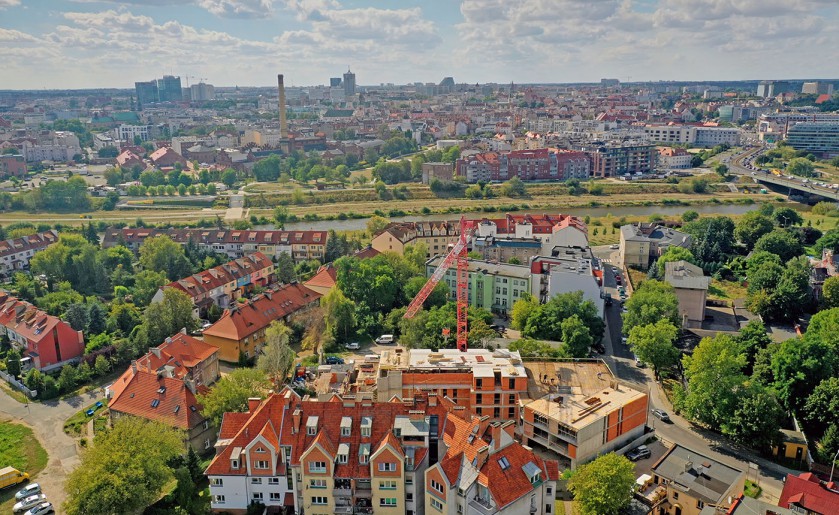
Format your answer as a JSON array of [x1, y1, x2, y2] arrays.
[[63, 399, 107, 437], [708, 279, 748, 301], [0, 422, 48, 512]]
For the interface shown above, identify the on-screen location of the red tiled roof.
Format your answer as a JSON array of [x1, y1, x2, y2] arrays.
[[0, 292, 79, 349], [108, 370, 209, 430], [440, 452, 463, 485], [202, 283, 321, 342], [219, 412, 251, 439], [103, 228, 328, 248], [304, 264, 337, 289], [0, 230, 58, 259], [164, 252, 273, 301], [779, 472, 839, 514]]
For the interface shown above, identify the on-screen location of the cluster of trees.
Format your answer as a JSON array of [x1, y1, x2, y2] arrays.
[[253, 154, 351, 183], [567, 453, 636, 515], [14, 176, 91, 212], [621, 280, 682, 376], [509, 292, 604, 358]]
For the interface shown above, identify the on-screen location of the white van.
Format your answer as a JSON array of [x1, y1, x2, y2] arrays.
[[375, 334, 395, 345], [364, 354, 380, 363]]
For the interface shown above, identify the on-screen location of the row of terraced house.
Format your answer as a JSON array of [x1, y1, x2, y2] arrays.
[[102, 228, 328, 263]]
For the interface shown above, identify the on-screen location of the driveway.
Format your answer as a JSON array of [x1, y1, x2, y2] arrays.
[[0, 387, 101, 512]]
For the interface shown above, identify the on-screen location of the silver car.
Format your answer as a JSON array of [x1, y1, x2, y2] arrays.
[[14, 494, 47, 514], [15, 484, 41, 501]]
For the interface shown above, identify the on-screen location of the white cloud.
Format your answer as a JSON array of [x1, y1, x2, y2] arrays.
[[0, 28, 37, 42], [0, 0, 21, 7]]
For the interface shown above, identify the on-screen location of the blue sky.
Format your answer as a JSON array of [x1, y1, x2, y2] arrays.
[[1, 0, 838, 89]]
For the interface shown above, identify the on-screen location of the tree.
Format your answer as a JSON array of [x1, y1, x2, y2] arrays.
[[754, 229, 804, 262], [723, 383, 784, 453], [322, 287, 356, 343], [64, 303, 89, 331], [518, 291, 605, 344], [771, 332, 839, 412], [622, 280, 680, 334], [97, 146, 119, 158], [684, 216, 735, 265], [143, 288, 197, 345], [404, 276, 449, 309], [735, 212, 775, 250], [274, 252, 296, 283], [655, 246, 696, 276], [257, 321, 295, 389], [103, 245, 134, 272], [802, 377, 839, 435], [814, 229, 839, 255], [508, 338, 560, 358], [220, 168, 237, 188], [94, 354, 111, 376], [773, 206, 804, 227], [787, 157, 815, 177], [273, 206, 289, 229], [820, 423, 839, 463], [57, 365, 78, 393], [334, 255, 398, 315], [139, 235, 193, 281], [5, 349, 21, 378], [500, 176, 527, 197], [366, 215, 389, 236], [511, 294, 539, 331], [568, 453, 635, 515], [681, 210, 699, 222], [628, 320, 680, 377], [131, 270, 168, 306], [677, 334, 746, 428], [734, 319, 772, 374], [87, 303, 107, 334], [560, 314, 593, 358], [714, 162, 729, 177], [63, 418, 183, 515], [196, 368, 271, 424]]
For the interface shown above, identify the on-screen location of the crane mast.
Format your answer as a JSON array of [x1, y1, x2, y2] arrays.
[[404, 217, 475, 352]]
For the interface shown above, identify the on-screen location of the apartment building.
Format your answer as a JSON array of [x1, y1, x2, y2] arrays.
[[376, 348, 529, 423], [424, 415, 559, 515], [530, 248, 604, 316], [757, 112, 839, 140], [586, 143, 656, 177], [778, 472, 839, 515], [20, 132, 82, 162], [421, 162, 454, 184], [0, 154, 26, 178], [651, 444, 745, 515], [664, 261, 710, 327], [455, 148, 590, 183], [0, 230, 59, 277], [152, 252, 275, 318], [786, 122, 839, 158], [149, 147, 188, 169], [102, 228, 328, 263], [201, 282, 321, 362], [0, 292, 84, 372], [521, 361, 648, 468], [371, 220, 460, 258], [204, 388, 452, 514], [107, 332, 219, 451], [425, 256, 531, 315], [643, 125, 740, 147], [657, 147, 692, 169], [619, 223, 693, 269]]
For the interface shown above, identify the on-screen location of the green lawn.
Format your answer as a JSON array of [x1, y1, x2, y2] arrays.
[[0, 422, 48, 511], [63, 399, 107, 437], [708, 279, 747, 301]]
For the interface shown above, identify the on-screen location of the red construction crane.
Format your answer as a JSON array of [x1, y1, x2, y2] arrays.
[[404, 217, 475, 352]]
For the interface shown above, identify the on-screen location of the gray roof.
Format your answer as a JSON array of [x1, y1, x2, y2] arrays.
[[701, 495, 794, 515], [652, 445, 744, 505], [621, 223, 693, 248], [665, 260, 710, 291]]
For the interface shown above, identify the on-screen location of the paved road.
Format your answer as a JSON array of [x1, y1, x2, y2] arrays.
[[0, 387, 102, 512]]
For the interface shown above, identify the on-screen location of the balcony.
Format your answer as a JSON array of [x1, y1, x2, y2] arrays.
[[334, 506, 353, 515], [468, 497, 496, 515], [333, 487, 352, 497]]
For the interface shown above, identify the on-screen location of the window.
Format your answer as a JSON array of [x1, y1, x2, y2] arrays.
[[203, 420, 210, 430], [457, 504, 463, 514], [268, 477, 280, 485], [476, 378, 482, 388], [213, 495, 225, 504], [311, 496, 328, 505], [310, 479, 327, 489], [431, 499, 443, 511], [309, 461, 326, 473], [360, 454, 369, 465], [509, 394, 516, 404], [380, 498, 397, 507], [307, 426, 316, 436], [252, 492, 263, 501], [406, 493, 413, 502], [255, 460, 269, 469], [476, 393, 482, 404], [431, 479, 444, 493], [697, 500, 705, 509], [231, 459, 239, 469], [672, 492, 679, 500], [270, 492, 281, 501], [341, 426, 350, 437], [546, 487, 553, 495], [405, 476, 413, 485], [508, 378, 515, 389], [210, 478, 223, 487], [380, 480, 397, 490], [545, 505, 552, 513], [204, 438, 211, 450], [251, 477, 262, 484], [509, 407, 515, 418], [378, 462, 397, 472], [337, 453, 348, 464], [498, 457, 510, 470]]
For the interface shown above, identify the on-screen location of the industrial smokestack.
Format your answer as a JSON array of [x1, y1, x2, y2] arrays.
[[277, 74, 288, 139]]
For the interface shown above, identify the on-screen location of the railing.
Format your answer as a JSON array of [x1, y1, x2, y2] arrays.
[[333, 487, 351, 497], [333, 506, 352, 515], [468, 497, 495, 515]]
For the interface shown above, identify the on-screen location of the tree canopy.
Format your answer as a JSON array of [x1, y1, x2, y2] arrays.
[[628, 320, 680, 376], [622, 280, 680, 334], [197, 368, 271, 424], [568, 453, 635, 515]]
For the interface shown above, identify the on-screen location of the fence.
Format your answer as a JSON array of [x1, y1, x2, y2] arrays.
[[0, 370, 37, 399]]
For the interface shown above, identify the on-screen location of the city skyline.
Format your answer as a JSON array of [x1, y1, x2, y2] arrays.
[[1, 0, 838, 90]]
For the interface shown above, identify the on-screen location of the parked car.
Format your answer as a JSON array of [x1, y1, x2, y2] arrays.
[[652, 409, 671, 422], [14, 483, 40, 501], [23, 503, 54, 515], [325, 356, 344, 365], [626, 445, 651, 461], [634, 355, 645, 368], [621, 336, 628, 346], [592, 342, 606, 354], [375, 334, 395, 344], [610, 244, 619, 249], [14, 494, 47, 514], [345, 342, 360, 350]]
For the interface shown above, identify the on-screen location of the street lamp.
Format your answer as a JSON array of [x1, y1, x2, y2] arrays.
[[830, 448, 839, 484]]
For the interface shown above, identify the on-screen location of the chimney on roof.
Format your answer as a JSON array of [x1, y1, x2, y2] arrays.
[[131, 360, 137, 375], [292, 408, 302, 434], [184, 377, 196, 394], [278, 74, 288, 139], [490, 423, 503, 452], [150, 347, 161, 358], [247, 397, 261, 412], [475, 445, 490, 469]]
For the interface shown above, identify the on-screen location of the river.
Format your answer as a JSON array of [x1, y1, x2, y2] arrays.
[[271, 202, 805, 232]]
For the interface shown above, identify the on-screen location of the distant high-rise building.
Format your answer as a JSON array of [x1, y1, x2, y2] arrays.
[[439, 76, 455, 88], [802, 81, 834, 96], [190, 82, 215, 101], [157, 75, 183, 102], [757, 80, 793, 98], [134, 81, 158, 110], [601, 78, 620, 86], [343, 67, 356, 96], [329, 77, 342, 88]]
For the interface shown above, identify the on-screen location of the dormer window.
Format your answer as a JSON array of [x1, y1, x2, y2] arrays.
[[306, 416, 319, 436], [361, 417, 372, 437], [340, 416, 352, 437], [337, 443, 349, 464]]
